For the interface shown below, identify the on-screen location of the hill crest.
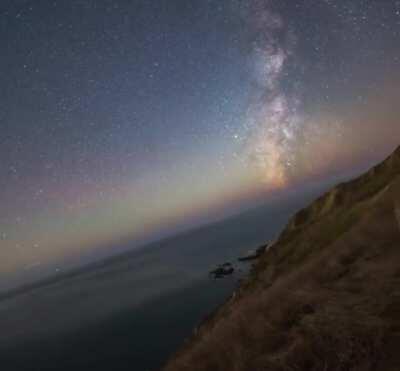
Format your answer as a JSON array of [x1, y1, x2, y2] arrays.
[[164, 145, 400, 371]]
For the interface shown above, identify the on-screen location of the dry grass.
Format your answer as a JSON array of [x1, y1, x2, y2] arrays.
[[163, 146, 400, 371]]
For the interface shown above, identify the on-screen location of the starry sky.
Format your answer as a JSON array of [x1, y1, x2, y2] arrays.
[[1, 0, 400, 288]]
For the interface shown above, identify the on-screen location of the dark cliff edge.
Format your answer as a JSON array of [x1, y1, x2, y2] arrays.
[[164, 145, 400, 371]]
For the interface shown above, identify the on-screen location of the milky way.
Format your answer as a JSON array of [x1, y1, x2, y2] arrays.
[[240, 1, 334, 188], [240, 0, 400, 189]]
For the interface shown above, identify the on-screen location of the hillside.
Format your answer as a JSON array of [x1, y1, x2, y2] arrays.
[[164, 146, 400, 371]]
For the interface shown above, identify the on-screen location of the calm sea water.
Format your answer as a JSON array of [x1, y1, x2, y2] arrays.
[[0, 198, 312, 371]]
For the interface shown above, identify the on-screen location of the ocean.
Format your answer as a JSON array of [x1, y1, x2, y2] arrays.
[[0, 198, 311, 371]]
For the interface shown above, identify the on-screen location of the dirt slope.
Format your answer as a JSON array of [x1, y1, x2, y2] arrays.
[[164, 146, 400, 371]]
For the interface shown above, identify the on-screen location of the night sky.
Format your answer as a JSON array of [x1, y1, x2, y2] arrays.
[[1, 0, 400, 288]]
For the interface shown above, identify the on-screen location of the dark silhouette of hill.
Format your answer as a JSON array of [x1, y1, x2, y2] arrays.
[[164, 145, 400, 371]]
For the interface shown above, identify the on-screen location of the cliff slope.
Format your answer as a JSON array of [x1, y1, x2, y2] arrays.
[[164, 146, 400, 371]]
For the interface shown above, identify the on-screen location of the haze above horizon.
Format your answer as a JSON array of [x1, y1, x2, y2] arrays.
[[1, 0, 399, 285]]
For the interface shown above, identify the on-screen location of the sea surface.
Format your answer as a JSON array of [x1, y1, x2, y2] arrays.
[[0, 198, 313, 371]]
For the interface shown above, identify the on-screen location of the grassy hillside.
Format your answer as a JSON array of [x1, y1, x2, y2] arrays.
[[164, 146, 400, 371]]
